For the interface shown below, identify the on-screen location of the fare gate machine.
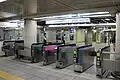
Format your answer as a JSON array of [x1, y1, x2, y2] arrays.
[[56, 44, 76, 69], [31, 43, 44, 63], [96, 46, 110, 78], [42, 43, 63, 65], [2, 40, 24, 56], [74, 45, 95, 73]]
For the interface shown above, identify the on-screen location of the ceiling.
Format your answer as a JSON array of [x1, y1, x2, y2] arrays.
[[0, 0, 120, 19]]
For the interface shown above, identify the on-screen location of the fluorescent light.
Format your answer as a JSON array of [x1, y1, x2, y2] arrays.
[[82, 14, 111, 18], [105, 18, 110, 20], [34, 11, 110, 20], [78, 11, 109, 16], [48, 23, 116, 27], [0, 0, 7, 2]]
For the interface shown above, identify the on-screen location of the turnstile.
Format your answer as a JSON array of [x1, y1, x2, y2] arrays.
[[31, 43, 44, 63], [74, 45, 95, 73], [56, 44, 76, 69]]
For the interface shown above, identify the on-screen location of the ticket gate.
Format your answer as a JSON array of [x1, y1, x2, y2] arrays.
[[43, 43, 63, 65], [31, 43, 44, 63], [2, 40, 24, 56], [56, 44, 76, 69], [74, 45, 95, 73]]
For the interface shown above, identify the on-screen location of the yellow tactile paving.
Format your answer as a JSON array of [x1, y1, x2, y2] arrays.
[[0, 70, 24, 80]]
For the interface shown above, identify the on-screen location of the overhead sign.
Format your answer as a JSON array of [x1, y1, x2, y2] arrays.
[[0, 21, 24, 28], [46, 18, 90, 24]]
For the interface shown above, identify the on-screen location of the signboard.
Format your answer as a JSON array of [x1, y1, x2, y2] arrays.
[[46, 18, 90, 24]]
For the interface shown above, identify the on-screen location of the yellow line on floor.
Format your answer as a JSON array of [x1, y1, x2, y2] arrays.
[[0, 70, 24, 80]]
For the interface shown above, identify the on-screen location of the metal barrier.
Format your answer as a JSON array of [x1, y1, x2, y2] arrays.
[[74, 45, 95, 73], [96, 45, 120, 79]]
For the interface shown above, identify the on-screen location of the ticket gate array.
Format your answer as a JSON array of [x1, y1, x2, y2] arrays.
[[56, 44, 76, 69], [74, 45, 95, 73], [5, 42, 99, 75], [16, 42, 62, 63]]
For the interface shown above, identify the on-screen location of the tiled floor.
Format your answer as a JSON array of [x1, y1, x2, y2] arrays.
[[0, 57, 112, 80]]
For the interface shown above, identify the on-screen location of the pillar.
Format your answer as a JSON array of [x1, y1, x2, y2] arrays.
[[85, 28, 92, 45], [24, 0, 37, 48], [115, 13, 120, 59]]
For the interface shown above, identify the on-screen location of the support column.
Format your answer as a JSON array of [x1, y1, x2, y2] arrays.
[[115, 13, 120, 58], [24, 0, 37, 48], [85, 28, 92, 45]]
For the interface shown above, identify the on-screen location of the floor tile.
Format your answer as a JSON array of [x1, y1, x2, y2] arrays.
[[34, 72, 50, 79], [45, 75, 60, 80], [59, 75, 76, 80], [21, 74, 33, 80], [74, 77, 90, 80], [27, 76, 43, 80]]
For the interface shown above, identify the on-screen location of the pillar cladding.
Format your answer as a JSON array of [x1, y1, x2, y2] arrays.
[[24, 0, 37, 48], [116, 13, 120, 58], [24, 20, 37, 48]]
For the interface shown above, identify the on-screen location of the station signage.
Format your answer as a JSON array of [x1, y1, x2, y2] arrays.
[[46, 18, 90, 25]]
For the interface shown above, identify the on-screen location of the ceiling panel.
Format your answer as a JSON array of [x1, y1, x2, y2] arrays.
[[0, 0, 120, 18], [58, 0, 120, 9], [37, 0, 75, 14], [0, 0, 23, 14]]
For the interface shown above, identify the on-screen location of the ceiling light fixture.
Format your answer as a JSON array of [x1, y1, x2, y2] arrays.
[[0, 0, 7, 2], [33, 11, 110, 20], [82, 14, 111, 18], [48, 23, 116, 27], [105, 19, 110, 20], [78, 11, 110, 16]]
